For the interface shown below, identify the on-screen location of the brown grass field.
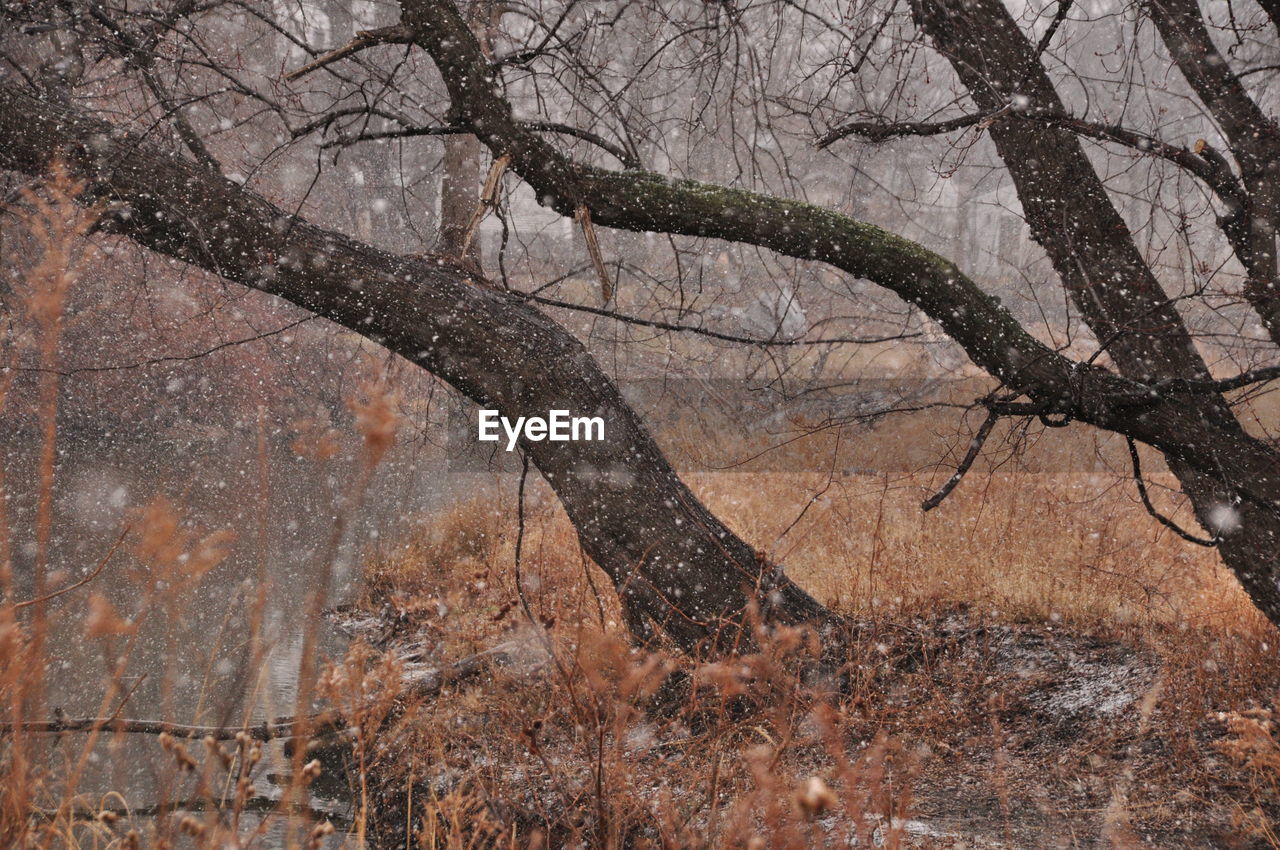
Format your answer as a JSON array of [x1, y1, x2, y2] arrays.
[[344, 422, 1280, 848]]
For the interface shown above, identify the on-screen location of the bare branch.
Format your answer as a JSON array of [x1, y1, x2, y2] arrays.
[[921, 408, 999, 511], [817, 111, 988, 149], [13, 525, 128, 610], [523, 293, 922, 346], [283, 24, 414, 82], [1030, 111, 1242, 199], [821, 105, 1242, 201], [14, 316, 317, 377], [1126, 437, 1218, 547], [322, 120, 641, 169]]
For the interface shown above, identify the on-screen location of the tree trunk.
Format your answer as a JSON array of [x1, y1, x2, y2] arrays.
[[1146, 0, 1280, 347], [438, 132, 482, 260], [910, 0, 1280, 623], [0, 82, 836, 655], [436, 0, 502, 264]]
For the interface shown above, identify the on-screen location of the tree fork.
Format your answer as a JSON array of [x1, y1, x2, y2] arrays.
[[399, 0, 1280, 629]]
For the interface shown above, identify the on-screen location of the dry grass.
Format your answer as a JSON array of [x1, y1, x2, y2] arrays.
[[355, 434, 1279, 847], [0, 168, 401, 848]]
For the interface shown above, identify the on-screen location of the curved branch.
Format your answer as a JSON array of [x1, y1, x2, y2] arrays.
[[320, 120, 641, 169], [920, 408, 999, 511], [16, 316, 316, 376], [397, 0, 1280, 518], [1027, 110, 1242, 200], [1126, 437, 1218, 547], [13, 526, 128, 610], [283, 24, 415, 82]]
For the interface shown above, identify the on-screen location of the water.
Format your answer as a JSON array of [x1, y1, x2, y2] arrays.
[[4, 425, 451, 845]]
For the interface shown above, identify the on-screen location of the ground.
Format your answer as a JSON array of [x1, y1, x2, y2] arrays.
[[335, 534, 1280, 849]]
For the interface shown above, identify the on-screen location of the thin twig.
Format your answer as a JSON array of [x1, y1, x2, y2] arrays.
[[13, 525, 128, 610], [17, 317, 316, 376], [283, 25, 414, 82], [1125, 437, 1219, 547], [922, 409, 999, 511], [522, 293, 918, 346], [318, 121, 640, 169]]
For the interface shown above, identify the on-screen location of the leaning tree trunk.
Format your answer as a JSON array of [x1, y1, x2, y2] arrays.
[[1146, 0, 1280, 346], [0, 83, 835, 655], [910, 0, 1280, 625]]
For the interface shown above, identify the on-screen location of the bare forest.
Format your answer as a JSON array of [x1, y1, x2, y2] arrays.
[[2, 0, 1280, 845]]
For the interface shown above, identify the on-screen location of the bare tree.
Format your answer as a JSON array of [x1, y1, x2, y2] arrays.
[[2, 0, 1280, 649]]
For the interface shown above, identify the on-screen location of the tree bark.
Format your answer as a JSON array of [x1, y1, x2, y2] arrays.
[[909, 0, 1280, 624], [0, 83, 835, 655], [1146, 0, 1280, 346], [438, 132, 482, 260], [436, 0, 504, 263]]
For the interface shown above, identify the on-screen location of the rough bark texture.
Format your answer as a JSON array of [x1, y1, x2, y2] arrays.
[[1147, 0, 1280, 346], [910, 0, 1280, 623], [1262, 0, 1280, 32], [438, 132, 482, 260], [0, 82, 835, 655], [5, 0, 1280, 632]]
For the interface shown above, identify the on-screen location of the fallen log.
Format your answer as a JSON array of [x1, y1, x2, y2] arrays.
[[0, 637, 539, 741]]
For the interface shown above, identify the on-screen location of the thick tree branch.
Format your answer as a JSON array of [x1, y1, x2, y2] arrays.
[[0, 81, 836, 654], [1147, 0, 1280, 343], [399, 0, 1075, 397], [817, 111, 987, 148], [1147, 0, 1280, 152], [394, 0, 1280, 520], [907, 0, 1280, 626]]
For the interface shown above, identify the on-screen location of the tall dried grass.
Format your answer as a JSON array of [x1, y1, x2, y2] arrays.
[[359, 418, 1280, 847], [0, 169, 407, 849]]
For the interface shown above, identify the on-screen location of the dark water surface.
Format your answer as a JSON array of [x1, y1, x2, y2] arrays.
[[5, 427, 451, 844]]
